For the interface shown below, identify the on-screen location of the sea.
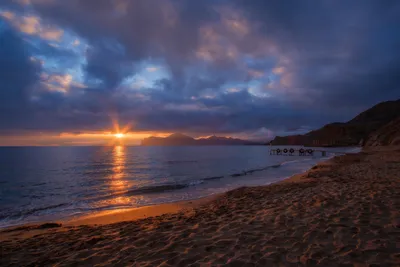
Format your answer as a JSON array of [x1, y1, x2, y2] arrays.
[[0, 146, 359, 228]]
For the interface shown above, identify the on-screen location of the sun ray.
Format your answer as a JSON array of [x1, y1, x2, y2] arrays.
[[114, 133, 124, 139]]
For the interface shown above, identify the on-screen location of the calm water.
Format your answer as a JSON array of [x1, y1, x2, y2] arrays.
[[0, 146, 358, 227]]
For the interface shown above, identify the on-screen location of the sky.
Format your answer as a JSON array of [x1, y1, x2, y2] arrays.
[[0, 0, 399, 145]]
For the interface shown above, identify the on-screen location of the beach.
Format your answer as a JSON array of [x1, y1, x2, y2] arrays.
[[1, 147, 400, 266]]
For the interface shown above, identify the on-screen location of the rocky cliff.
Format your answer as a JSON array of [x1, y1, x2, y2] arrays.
[[270, 99, 400, 147], [364, 117, 400, 146]]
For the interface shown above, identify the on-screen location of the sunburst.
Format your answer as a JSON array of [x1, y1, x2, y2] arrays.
[[114, 133, 124, 139]]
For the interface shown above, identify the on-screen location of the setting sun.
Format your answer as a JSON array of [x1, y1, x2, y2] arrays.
[[114, 133, 124, 139]]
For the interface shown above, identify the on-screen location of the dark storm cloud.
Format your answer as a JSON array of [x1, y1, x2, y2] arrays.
[[0, 25, 40, 127], [233, 0, 400, 109], [0, 18, 83, 132], [0, 0, 399, 138], [29, 0, 221, 88], [84, 41, 133, 89]]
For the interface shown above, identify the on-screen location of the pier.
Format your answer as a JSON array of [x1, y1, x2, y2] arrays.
[[270, 148, 327, 157]]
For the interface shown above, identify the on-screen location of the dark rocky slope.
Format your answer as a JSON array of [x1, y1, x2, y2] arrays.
[[364, 117, 400, 146], [270, 99, 400, 147]]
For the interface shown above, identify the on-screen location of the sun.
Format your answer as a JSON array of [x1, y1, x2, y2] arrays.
[[114, 133, 124, 139]]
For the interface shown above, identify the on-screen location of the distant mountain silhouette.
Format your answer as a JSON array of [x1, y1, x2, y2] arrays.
[[270, 99, 400, 147], [141, 134, 262, 146]]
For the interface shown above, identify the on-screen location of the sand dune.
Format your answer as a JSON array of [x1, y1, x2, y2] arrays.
[[1, 147, 400, 266]]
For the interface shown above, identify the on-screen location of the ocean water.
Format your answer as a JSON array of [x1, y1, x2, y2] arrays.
[[0, 146, 359, 227]]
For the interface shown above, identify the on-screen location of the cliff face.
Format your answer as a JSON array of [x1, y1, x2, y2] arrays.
[[270, 99, 400, 147], [141, 134, 260, 146], [364, 117, 400, 146]]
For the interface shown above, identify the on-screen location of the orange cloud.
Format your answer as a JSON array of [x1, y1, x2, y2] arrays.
[[0, 11, 64, 41], [226, 87, 241, 93], [41, 73, 86, 93], [0, 11, 15, 20], [196, 25, 239, 63], [39, 28, 63, 40], [146, 67, 159, 72], [220, 7, 250, 37], [272, 66, 285, 75], [248, 69, 265, 78]]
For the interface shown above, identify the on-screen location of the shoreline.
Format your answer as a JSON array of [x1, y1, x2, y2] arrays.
[[1, 154, 336, 231], [0, 154, 337, 240], [2, 147, 399, 266], [0, 151, 337, 230], [62, 157, 331, 227], [65, 194, 220, 226], [65, 155, 336, 227]]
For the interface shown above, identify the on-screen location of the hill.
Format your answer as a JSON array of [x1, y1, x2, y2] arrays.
[[364, 117, 400, 146], [141, 134, 261, 146], [270, 99, 400, 147], [141, 133, 196, 146]]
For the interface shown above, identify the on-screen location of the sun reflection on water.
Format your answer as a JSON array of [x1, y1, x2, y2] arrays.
[[94, 145, 145, 210], [112, 145, 125, 179], [109, 145, 131, 204]]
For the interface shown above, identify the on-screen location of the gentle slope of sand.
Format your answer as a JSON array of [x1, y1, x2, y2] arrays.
[[1, 147, 400, 266], [66, 195, 218, 226]]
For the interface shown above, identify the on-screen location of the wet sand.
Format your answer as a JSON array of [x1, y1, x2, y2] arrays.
[[66, 195, 218, 226], [1, 147, 400, 266]]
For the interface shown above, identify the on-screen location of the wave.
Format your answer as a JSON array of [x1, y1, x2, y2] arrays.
[[3, 159, 309, 222], [0, 158, 320, 226], [166, 160, 198, 164], [0, 203, 68, 220], [229, 163, 282, 177], [1, 159, 311, 222], [124, 184, 190, 195], [104, 163, 287, 197], [203, 175, 224, 181], [32, 182, 46, 187]]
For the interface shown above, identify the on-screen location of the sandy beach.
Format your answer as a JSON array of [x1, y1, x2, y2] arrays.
[[1, 147, 400, 266]]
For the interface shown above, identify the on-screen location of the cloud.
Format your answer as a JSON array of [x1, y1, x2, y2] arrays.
[[0, 26, 41, 127], [1, 10, 64, 41], [146, 67, 159, 72], [40, 73, 86, 93], [0, 0, 399, 140], [233, 0, 400, 107]]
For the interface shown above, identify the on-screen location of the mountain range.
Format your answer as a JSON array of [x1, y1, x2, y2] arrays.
[[270, 99, 400, 147], [141, 133, 263, 146], [141, 99, 399, 147]]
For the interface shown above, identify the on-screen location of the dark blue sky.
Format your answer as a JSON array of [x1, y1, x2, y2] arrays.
[[0, 0, 399, 144]]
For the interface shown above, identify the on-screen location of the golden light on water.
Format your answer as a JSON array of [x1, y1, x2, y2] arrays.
[[109, 145, 131, 205], [112, 145, 125, 181]]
